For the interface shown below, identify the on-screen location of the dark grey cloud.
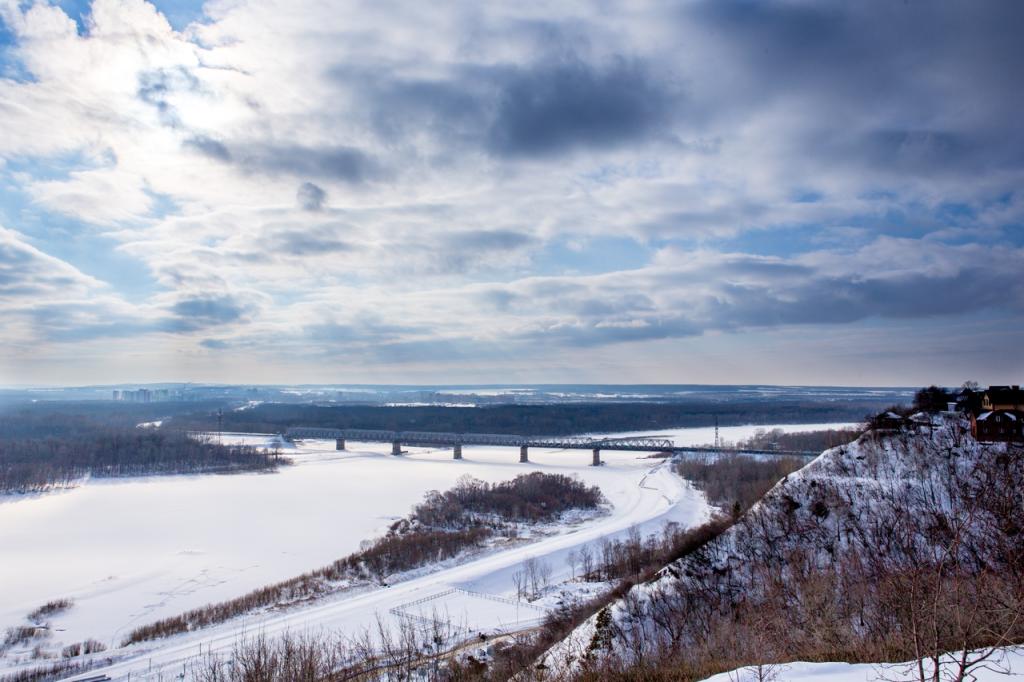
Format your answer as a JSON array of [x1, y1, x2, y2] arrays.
[[451, 229, 534, 251], [296, 182, 327, 211], [182, 137, 376, 183], [241, 144, 376, 182], [18, 300, 158, 343], [465, 239, 1024, 351], [262, 224, 351, 256], [486, 59, 676, 157], [353, 73, 489, 144], [478, 288, 520, 311], [516, 316, 701, 348], [331, 56, 678, 160], [706, 264, 1020, 332], [164, 293, 254, 332], [682, 0, 1024, 177], [428, 229, 537, 273], [183, 135, 232, 162]]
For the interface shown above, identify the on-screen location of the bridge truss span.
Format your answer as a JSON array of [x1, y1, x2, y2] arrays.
[[591, 436, 675, 451], [282, 426, 817, 460]]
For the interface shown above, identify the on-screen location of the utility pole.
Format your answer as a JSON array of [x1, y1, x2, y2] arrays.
[[217, 408, 223, 445], [714, 415, 720, 449]]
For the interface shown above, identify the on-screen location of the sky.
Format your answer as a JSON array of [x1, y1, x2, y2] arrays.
[[0, 0, 1022, 387]]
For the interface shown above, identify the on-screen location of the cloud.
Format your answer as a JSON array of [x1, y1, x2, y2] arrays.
[[471, 239, 1024, 348], [183, 135, 232, 162], [486, 58, 677, 157], [296, 181, 326, 211], [28, 167, 154, 225], [0, 225, 166, 345], [163, 292, 260, 332], [453, 229, 534, 251], [244, 145, 376, 182], [137, 65, 201, 128], [0, 225, 101, 298], [0, 0, 1022, 383], [261, 223, 351, 256], [188, 141, 378, 183]]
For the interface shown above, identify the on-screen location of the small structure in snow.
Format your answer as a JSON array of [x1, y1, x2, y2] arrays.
[[869, 411, 907, 431], [972, 410, 1024, 443]]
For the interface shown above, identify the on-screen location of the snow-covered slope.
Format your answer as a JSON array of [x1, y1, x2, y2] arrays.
[[702, 646, 1024, 682], [541, 416, 1024, 678]]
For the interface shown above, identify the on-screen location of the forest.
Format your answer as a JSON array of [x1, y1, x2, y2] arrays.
[[734, 425, 862, 453], [165, 399, 881, 436], [0, 405, 283, 493]]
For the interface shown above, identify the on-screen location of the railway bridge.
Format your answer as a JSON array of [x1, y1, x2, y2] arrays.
[[282, 427, 818, 465]]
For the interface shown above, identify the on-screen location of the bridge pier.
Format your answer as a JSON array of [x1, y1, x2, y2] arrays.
[[519, 445, 529, 463], [391, 441, 402, 456], [453, 443, 462, 460], [335, 438, 345, 451], [592, 448, 601, 466]]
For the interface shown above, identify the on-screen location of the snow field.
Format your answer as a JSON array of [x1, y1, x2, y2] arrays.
[[700, 646, 1024, 682], [389, 588, 548, 635]]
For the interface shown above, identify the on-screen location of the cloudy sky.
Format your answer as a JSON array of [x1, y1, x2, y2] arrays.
[[0, 0, 1021, 387]]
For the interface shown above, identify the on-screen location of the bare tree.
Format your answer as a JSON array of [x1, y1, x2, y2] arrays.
[[512, 568, 526, 601], [579, 545, 594, 581]]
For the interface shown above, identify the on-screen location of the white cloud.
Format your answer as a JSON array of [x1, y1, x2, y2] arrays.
[[29, 167, 154, 225], [0, 0, 1020, 383]]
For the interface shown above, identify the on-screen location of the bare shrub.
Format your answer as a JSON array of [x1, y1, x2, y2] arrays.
[[61, 639, 105, 658], [26, 599, 73, 624], [675, 454, 804, 513]]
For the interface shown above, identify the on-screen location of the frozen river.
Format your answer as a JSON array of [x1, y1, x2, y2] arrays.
[[0, 421, 853, 678]]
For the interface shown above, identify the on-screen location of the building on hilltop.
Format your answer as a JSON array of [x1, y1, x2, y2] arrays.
[[868, 410, 908, 431], [968, 385, 1024, 443], [981, 385, 1024, 412], [973, 410, 1024, 443]]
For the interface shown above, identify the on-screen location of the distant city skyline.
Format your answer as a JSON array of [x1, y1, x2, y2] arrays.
[[1, 1, 1021, 386]]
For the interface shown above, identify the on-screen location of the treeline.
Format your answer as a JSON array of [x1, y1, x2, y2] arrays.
[[123, 473, 604, 645], [734, 426, 862, 453], [675, 454, 805, 516], [0, 400, 229, 438], [167, 400, 889, 436], [409, 473, 604, 529], [0, 429, 282, 494]]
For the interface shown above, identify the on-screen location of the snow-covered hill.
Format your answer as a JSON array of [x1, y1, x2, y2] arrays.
[[540, 416, 1024, 680]]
